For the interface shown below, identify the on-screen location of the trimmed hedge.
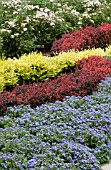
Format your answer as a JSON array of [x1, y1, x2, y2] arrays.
[[0, 56, 111, 115], [51, 23, 111, 54], [1, 45, 111, 92]]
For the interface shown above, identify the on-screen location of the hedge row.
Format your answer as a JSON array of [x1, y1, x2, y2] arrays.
[[51, 23, 111, 54], [1, 45, 111, 92], [0, 56, 111, 115]]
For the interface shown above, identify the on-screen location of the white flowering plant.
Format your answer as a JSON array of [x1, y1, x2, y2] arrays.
[[0, 0, 111, 58], [0, 0, 74, 58], [77, 0, 111, 28]]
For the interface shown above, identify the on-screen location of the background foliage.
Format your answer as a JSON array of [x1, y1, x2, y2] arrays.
[[1, 0, 111, 58]]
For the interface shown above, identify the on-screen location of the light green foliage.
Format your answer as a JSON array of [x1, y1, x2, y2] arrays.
[[0, 76, 5, 92], [0, 59, 18, 91], [0, 46, 110, 92], [105, 46, 111, 56]]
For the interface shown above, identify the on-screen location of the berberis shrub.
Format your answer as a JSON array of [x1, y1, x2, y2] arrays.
[[51, 23, 111, 54], [0, 76, 111, 169], [0, 56, 111, 114]]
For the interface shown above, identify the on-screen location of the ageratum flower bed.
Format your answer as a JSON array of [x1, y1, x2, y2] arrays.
[[0, 77, 111, 169]]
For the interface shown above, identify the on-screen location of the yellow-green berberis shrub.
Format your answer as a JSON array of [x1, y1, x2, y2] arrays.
[[0, 46, 110, 92], [14, 52, 49, 82], [11, 47, 108, 82], [0, 76, 5, 92], [39, 47, 108, 78], [0, 59, 18, 92]]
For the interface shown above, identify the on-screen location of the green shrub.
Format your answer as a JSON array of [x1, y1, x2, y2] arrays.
[[0, 0, 73, 58]]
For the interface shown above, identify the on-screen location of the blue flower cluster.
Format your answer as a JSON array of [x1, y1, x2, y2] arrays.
[[0, 77, 111, 169]]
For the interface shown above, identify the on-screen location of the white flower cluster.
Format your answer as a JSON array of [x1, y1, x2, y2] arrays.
[[60, 4, 79, 16], [32, 7, 65, 27], [83, 0, 101, 7], [71, 9, 79, 15], [1, 29, 11, 33], [33, 9, 50, 19], [23, 5, 39, 10], [11, 33, 19, 38], [82, 12, 91, 18], [2, 0, 22, 8], [5, 21, 16, 28]]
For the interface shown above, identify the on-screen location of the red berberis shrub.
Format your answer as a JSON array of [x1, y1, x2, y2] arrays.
[[0, 56, 111, 115], [51, 23, 111, 54], [75, 56, 111, 72]]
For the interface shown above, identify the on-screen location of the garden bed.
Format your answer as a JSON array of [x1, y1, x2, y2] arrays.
[[0, 76, 111, 169]]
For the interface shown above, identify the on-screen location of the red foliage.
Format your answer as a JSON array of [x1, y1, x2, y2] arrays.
[[75, 56, 111, 73], [0, 56, 111, 115], [51, 23, 111, 54]]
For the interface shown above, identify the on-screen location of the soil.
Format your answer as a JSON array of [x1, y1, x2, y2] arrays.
[[36, 47, 56, 57]]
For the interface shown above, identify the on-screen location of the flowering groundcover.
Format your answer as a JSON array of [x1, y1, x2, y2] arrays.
[[0, 76, 111, 169]]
